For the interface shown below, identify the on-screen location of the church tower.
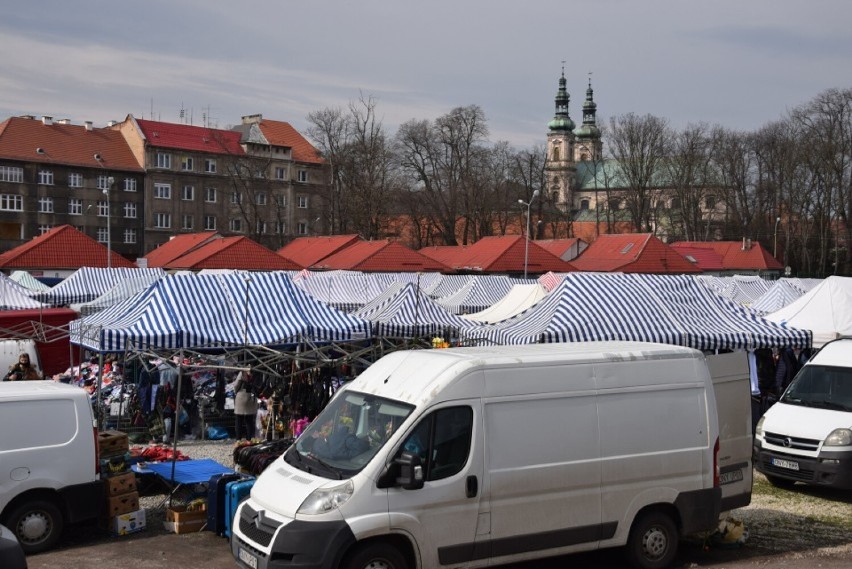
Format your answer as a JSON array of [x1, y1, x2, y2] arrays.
[[545, 68, 577, 211], [573, 76, 602, 161]]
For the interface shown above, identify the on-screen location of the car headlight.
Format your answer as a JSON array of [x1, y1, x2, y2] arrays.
[[298, 480, 354, 515], [824, 428, 852, 447], [755, 416, 765, 438]]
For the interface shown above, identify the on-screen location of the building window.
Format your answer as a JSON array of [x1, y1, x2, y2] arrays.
[[155, 213, 171, 229], [124, 202, 137, 218], [608, 198, 621, 210], [69, 198, 83, 215], [205, 158, 217, 173], [156, 152, 171, 169], [38, 170, 54, 185], [182, 215, 193, 230], [297, 222, 308, 235], [256, 220, 267, 234], [297, 170, 308, 183], [229, 218, 242, 232], [256, 192, 267, 206], [97, 200, 109, 217], [0, 166, 24, 183], [123, 178, 137, 192], [705, 195, 716, 210], [580, 199, 590, 210], [205, 187, 217, 202], [38, 197, 54, 213], [275, 221, 286, 234], [68, 173, 83, 188], [275, 195, 286, 207], [0, 194, 23, 211], [298, 196, 308, 209], [38, 225, 53, 235], [670, 197, 681, 210], [204, 216, 216, 230], [552, 147, 560, 161], [97, 175, 112, 191], [181, 156, 194, 171], [230, 191, 242, 204], [274, 166, 286, 180], [124, 229, 137, 244], [182, 185, 195, 201], [97, 227, 108, 243], [154, 183, 171, 199]]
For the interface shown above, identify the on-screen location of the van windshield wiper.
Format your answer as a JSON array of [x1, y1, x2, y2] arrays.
[[811, 399, 850, 412], [305, 453, 343, 479]]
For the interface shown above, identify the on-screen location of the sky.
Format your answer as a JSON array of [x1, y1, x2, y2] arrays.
[[1, 1, 850, 149]]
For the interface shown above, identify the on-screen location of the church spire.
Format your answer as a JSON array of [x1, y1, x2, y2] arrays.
[[548, 64, 575, 132], [575, 73, 601, 142]]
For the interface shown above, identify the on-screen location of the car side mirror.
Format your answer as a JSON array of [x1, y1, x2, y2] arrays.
[[392, 451, 424, 490]]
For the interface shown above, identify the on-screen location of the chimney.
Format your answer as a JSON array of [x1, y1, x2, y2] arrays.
[[741, 237, 747, 251], [84, 121, 93, 131], [41, 116, 53, 126], [57, 118, 71, 125], [107, 120, 117, 127], [746, 238, 752, 250], [241, 114, 262, 125]]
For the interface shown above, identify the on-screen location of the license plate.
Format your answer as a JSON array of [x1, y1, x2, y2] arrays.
[[771, 458, 800, 471], [719, 469, 744, 485], [239, 547, 258, 569]]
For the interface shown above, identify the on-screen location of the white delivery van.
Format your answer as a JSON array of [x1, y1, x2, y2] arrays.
[[231, 342, 724, 569], [754, 337, 852, 489], [0, 382, 102, 553]]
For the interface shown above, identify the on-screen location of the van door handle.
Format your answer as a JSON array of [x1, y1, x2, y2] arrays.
[[466, 475, 478, 498]]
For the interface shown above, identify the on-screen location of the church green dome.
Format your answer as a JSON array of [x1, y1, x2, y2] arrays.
[[549, 116, 576, 131], [574, 123, 600, 138]]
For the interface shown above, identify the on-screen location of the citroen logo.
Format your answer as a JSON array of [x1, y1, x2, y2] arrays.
[[783, 437, 793, 448], [254, 509, 266, 529]]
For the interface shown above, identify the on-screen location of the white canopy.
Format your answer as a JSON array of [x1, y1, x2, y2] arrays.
[[766, 276, 852, 347], [462, 283, 548, 324]]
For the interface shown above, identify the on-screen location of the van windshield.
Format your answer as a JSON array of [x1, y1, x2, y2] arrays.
[[781, 365, 852, 412], [285, 390, 414, 478]]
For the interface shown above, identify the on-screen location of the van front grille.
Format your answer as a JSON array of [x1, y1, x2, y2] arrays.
[[238, 504, 280, 547], [764, 431, 821, 452]]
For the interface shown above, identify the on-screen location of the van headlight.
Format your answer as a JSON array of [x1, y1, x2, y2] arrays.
[[755, 416, 765, 438], [298, 480, 354, 515], [824, 429, 852, 447]]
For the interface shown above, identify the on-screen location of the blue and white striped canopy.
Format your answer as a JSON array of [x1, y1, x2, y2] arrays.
[[69, 271, 372, 352], [71, 272, 166, 316], [0, 273, 49, 310], [751, 279, 810, 315], [435, 275, 526, 315], [425, 274, 474, 299], [293, 270, 389, 312], [36, 267, 167, 306], [354, 282, 478, 338], [471, 273, 811, 350]]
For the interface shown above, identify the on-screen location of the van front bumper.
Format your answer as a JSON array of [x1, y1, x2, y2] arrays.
[[231, 503, 355, 569], [753, 441, 852, 489]]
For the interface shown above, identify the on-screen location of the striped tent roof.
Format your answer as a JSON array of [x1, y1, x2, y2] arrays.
[[353, 282, 477, 338], [70, 272, 166, 316], [0, 274, 49, 310], [69, 271, 372, 352], [719, 275, 772, 306], [472, 273, 811, 350], [35, 267, 167, 306], [434, 275, 525, 315], [292, 270, 388, 312], [426, 274, 475, 299], [750, 279, 809, 315], [462, 283, 548, 324], [8, 271, 51, 292]]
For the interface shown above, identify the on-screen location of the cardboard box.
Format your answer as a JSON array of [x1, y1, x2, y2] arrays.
[[165, 505, 207, 534], [100, 452, 131, 476], [111, 508, 146, 536], [98, 430, 129, 457], [105, 491, 139, 516], [106, 471, 137, 497]]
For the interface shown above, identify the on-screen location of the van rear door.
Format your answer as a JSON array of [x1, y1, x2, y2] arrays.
[[706, 352, 753, 511]]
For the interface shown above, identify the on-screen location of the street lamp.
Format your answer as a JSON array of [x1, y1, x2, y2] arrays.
[[773, 216, 781, 259], [518, 189, 540, 279], [104, 176, 114, 268]]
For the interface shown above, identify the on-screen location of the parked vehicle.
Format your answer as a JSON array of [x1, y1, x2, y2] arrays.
[[0, 524, 27, 569], [754, 337, 852, 489], [0, 382, 102, 553], [231, 341, 727, 569]]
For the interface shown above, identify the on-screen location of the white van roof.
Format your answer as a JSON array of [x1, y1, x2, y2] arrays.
[[810, 338, 852, 367], [0, 381, 86, 400], [350, 341, 703, 406]]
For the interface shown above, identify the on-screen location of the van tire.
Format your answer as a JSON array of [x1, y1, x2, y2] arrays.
[[5, 499, 64, 554], [341, 541, 408, 569], [625, 510, 678, 569]]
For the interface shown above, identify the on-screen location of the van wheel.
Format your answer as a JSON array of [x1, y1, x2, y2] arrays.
[[341, 542, 408, 569], [625, 510, 678, 569], [765, 474, 796, 489], [6, 499, 64, 553]]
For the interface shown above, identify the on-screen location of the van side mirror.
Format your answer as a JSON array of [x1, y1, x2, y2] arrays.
[[395, 451, 425, 490]]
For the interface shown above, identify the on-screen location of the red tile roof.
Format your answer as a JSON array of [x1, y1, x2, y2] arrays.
[[135, 119, 245, 156], [164, 236, 302, 271], [277, 235, 361, 268], [256, 119, 324, 164], [0, 116, 143, 171], [418, 245, 469, 267], [143, 232, 221, 268], [421, 236, 576, 274], [0, 225, 136, 269], [314, 240, 449, 272], [670, 241, 783, 271], [571, 233, 700, 274], [666, 244, 725, 271]]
